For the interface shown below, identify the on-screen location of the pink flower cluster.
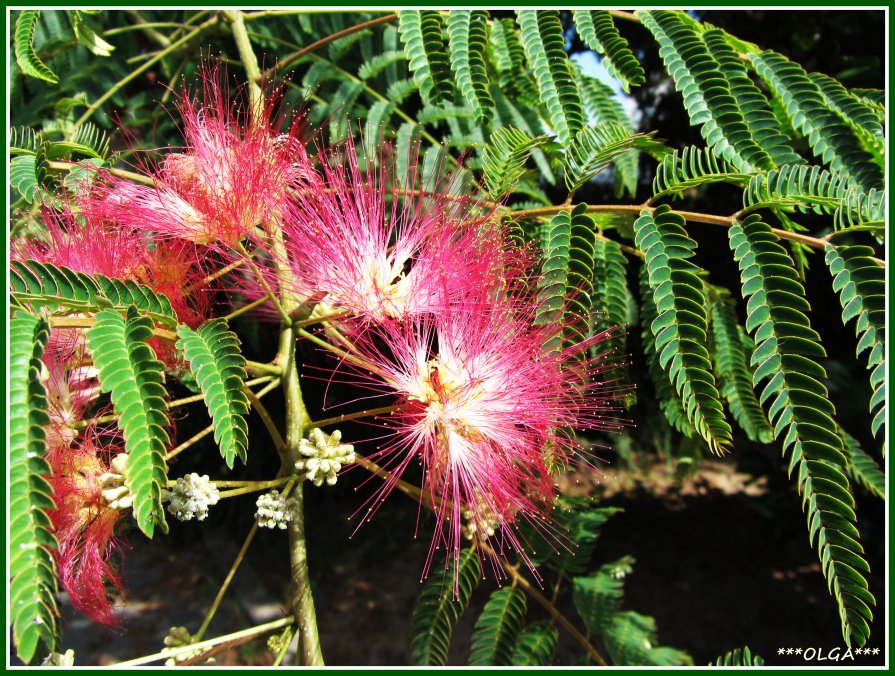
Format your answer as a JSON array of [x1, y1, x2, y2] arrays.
[[12, 64, 625, 619]]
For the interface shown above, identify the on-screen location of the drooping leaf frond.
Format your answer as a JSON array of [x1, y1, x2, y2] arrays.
[[825, 244, 886, 446], [652, 145, 750, 200], [702, 29, 803, 167], [10, 311, 59, 664], [709, 297, 775, 444], [634, 205, 732, 453], [639, 265, 696, 436], [728, 216, 874, 648], [10, 259, 178, 327], [469, 586, 527, 666], [398, 10, 454, 105], [510, 621, 558, 666], [481, 126, 550, 200], [176, 320, 251, 469], [709, 646, 765, 666], [750, 50, 884, 192], [517, 10, 584, 147], [573, 10, 645, 92], [840, 427, 885, 499], [410, 548, 481, 665], [534, 205, 598, 350], [639, 10, 775, 173], [590, 235, 629, 361], [446, 10, 493, 122], [15, 10, 60, 83], [564, 123, 661, 195], [87, 307, 170, 538]]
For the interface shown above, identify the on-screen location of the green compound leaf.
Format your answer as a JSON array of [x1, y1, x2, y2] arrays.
[[825, 244, 886, 447], [634, 205, 732, 454], [469, 586, 527, 666], [574, 70, 640, 197], [639, 10, 775, 173], [87, 308, 169, 538], [750, 50, 883, 192], [810, 71, 884, 167], [573, 556, 632, 636], [564, 123, 663, 195], [446, 10, 493, 123], [573, 10, 646, 92], [702, 28, 803, 167], [9, 125, 44, 155], [534, 205, 598, 351], [510, 621, 558, 666], [411, 548, 481, 665], [481, 126, 551, 200], [840, 427, 885, 500], [398, 10, 454, 105], [604, 611, 693, 666], [523, 497, 622, 579], [709, 646, 765, 666], [639, 265, 695, 436], [652, 145, 751, 200], [10, 259, 179, 327], [729, 216, 874, 648], [15, 10, 59, 83], [176, 320, 250, 469], [743, 164, 885, 230], [590, 235, 629, 362], [9, 140, 49, 203], [10, 311, 59, 664], [710, 296, 775, 444], [490, 17, 538, 102], [517, 10, 584, 147]]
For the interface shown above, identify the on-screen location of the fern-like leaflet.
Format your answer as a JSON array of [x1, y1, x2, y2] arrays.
[[573, 10, 645, 92], [87, 307, 170, 538], [517, 10, 584, 147], [634, 205, 732, 453], [469, 587, 527, 665], [10, 311, 59, 663], [728, 216, 874, 647], [176, 320, 251, 469], [824, 244, 886, 448], [410, 548, 481, 665]]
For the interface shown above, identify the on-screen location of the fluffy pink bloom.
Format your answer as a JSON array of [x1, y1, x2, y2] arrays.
[[94, 65, 311, 246], [46, 443, 126, 626], [40, 344, 126, 626], [337, 295, 625, 579], [12, 203, 147, 279], [281, 135, 510, 322]]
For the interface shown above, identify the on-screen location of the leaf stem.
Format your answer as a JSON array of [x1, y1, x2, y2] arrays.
[[113, 616, 293, 666], [258, 13, 397, 84], [308, 404, 403, 430]]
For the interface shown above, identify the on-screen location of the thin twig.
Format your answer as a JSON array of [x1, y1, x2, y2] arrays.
[[308, 404, 402, 430], [258, 13, 397, 84]]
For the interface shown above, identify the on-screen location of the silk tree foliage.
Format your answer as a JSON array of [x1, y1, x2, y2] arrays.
[[8, 8, 884, 666]]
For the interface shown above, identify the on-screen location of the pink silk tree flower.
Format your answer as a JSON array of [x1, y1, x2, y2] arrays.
[[280, 135, 509, 323], [338, 296, 626, 580], [46, 444, 126, 626], [12, 203, 148, 280], [94, 65, 311, 247]]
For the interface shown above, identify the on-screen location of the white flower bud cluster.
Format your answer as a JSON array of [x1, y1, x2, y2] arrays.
[[99, 453, 133, 510], [165, 474, 220, 522], [41, 650, 75, 667], [255, 490, 297, 529], [162, 626, 214, 667], [296, 428, 355, 487]]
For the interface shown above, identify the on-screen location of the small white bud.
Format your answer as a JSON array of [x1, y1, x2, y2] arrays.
[[296, 428, 355, 487], [255, 490, 297, 529], [166, 474, 220, 522]]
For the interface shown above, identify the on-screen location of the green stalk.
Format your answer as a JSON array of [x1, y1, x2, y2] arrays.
[[226, 11, 324, 666]]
